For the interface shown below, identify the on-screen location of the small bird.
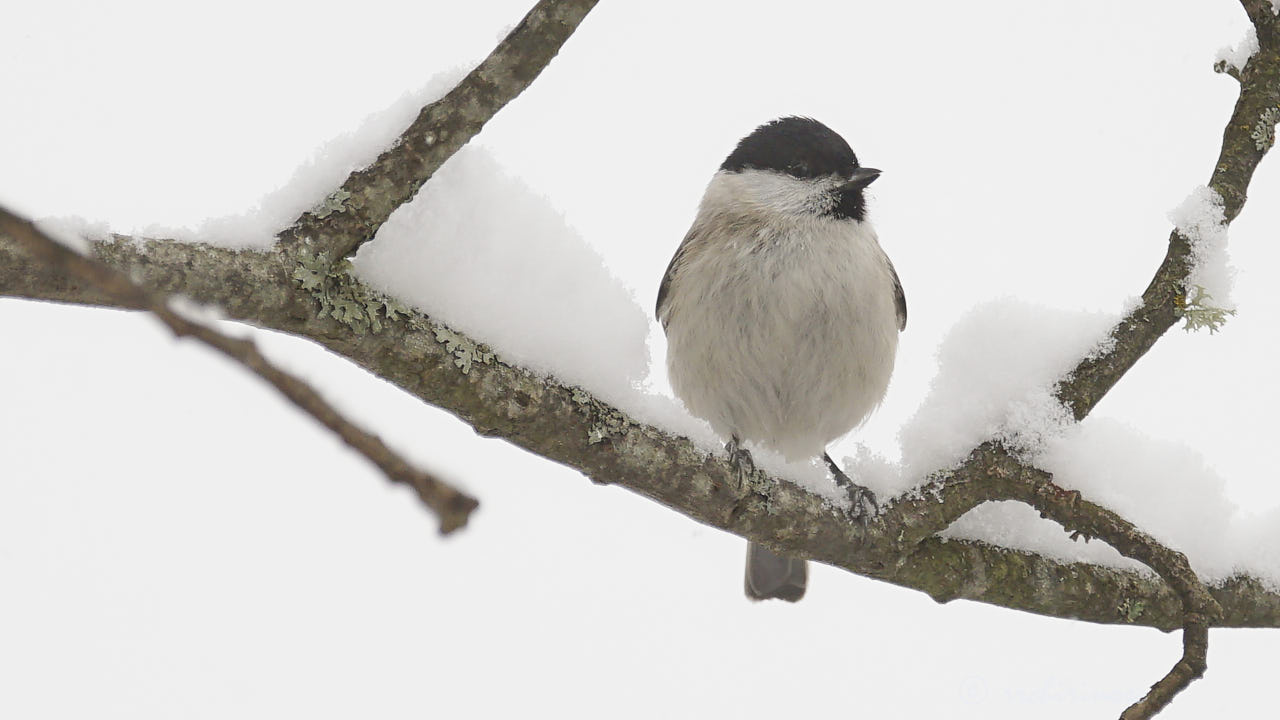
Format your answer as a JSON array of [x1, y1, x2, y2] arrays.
[[656, 117, 906, 602]]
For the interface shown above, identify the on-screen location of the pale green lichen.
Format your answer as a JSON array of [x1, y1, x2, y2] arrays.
[[1252, 107, 1279, 152], [292, 246, 500, 374], [293, 245, 504, 371], [292, 247, 415, 336], [313, 189, 352, 219], [433, 327, 495, 374], [1179, 285, 1236, 334], [571, 388, 633, 444], [1118, 598, 1146, 623]]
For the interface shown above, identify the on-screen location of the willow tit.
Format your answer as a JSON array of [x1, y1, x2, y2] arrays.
[[656, 117, 906, 602]]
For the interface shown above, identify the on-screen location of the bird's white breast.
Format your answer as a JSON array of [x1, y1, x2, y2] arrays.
[[662, 173, 899, 461]]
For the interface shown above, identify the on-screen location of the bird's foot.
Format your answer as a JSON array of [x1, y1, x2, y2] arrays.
[[726, 435, 757, 491], [824, 452, 878, 522]]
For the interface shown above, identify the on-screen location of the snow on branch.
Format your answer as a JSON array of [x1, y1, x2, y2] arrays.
[[3, 1, 1280, 716], [275, 0, 601, 266], [2, 0, 1279, 633]]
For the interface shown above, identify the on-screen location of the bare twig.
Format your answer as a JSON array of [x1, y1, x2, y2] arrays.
[[1120, 624, 1210, 720], [0, 207, 478, 535], [277, 0, 601, 265], [997, 469, 1220, 719]]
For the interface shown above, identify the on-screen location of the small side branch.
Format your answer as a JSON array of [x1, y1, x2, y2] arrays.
[[278, 0, 601, 265], [1002, 468, 1220, 719], [1120, 624, 1210, 720], [0, 207, 477, 535], [1052, 0, 1279, 422]]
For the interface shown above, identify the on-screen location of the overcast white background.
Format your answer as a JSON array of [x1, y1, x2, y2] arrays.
[[3, 1, 1279, 717]]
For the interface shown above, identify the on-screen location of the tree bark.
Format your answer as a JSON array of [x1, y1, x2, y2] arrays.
[[3, 1, 1279, 716]]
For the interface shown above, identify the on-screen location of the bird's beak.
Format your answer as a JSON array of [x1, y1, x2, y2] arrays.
[[840, 167, 881, 192]]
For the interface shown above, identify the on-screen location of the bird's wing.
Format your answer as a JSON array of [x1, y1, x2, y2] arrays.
[[655, 230, 697, 330], [888, 257, 907, 332]]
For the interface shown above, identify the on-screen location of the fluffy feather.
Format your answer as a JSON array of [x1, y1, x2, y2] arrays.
[[659, 168, 900, 460]]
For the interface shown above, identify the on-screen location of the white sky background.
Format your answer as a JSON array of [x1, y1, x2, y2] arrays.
[[3, 0, 1279, 717]]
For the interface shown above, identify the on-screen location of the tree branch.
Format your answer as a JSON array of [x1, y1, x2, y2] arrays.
[[3, 230, 1277, 628], [1053, 0, 1280, 422], [0, 209, 477, 535], [276, 0, 600, 266], [1, 4, 1278, 716], [1000, 465, 1218, 719], [869, 5, 1280, 709]]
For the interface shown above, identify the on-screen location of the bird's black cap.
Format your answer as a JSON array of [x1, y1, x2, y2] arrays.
[[720, 117, 861, 180]]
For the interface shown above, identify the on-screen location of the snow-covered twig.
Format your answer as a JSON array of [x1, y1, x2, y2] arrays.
[[276, 0, 601, 266]]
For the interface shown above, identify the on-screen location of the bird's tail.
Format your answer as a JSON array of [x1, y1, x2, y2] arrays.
[[744, 542, 807, 602]]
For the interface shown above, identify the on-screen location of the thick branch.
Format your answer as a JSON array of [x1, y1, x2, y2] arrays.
[[3, 231, 1277, 628], [1, 0, 1277, 664], [1242, 0, 1280, 32], [276, 0, 600, 265]]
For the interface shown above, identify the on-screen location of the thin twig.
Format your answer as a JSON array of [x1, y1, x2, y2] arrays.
[[0, 206, 478, 535], [999, 469, 1220, 719], [277, 0, 601, 265], [1050, 0, 1279, 422], [1120, 624, 1210, 720]]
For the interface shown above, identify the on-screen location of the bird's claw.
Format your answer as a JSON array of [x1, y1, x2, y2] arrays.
[[843, 483, 879, 522], [726, 435, 756, 491], [824, 452, 878, 523]]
